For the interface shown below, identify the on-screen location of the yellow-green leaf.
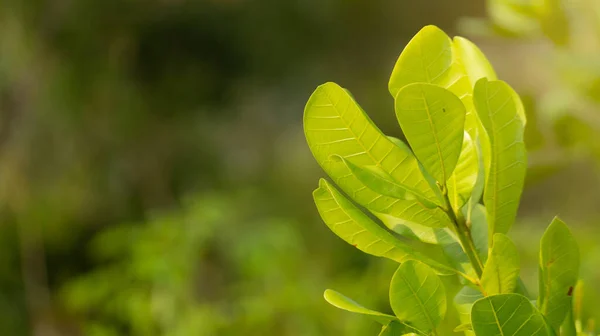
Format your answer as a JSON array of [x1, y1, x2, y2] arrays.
[[454, 286, 483, 336], [473, 78, 527, 236], [394, 83, 466, 184], [453, 36, 498, 84], [389, 260, 446, 333], [331, 155, 438, 209], [480, 233, 520, 295], [313, 179, 453, 273], [323, 289, 397, 325], [447, 132, 478, 213], [471, 294, 551, 336], [538, 217, 580, 332], [304, 82, 451, 227]]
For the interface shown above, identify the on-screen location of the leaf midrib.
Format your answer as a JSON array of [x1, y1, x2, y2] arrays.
[[396, 271, 437, 333], [321, 88, 434, 204], [419, 91, 447, 184]]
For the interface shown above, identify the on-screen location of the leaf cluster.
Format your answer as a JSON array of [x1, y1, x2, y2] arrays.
[[304, 25, 585, 335]]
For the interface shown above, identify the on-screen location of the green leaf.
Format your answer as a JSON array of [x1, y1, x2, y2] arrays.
[[313, 179, 453, 273], [388, 25, 469, 100], [394, 83, 466, 184], [452, 35, 498, 146], [324, 290, 426, 335], [454, 323, 473, 332], [473, 78, 527, 236], [538, 217, 580, 332], [471, 294, 550, 336], [455, 286, 483, 336], [389, 260, 446, 333], [560, 297, 576, 336], [304, 82, 452, 227], [447, 132, 478, 213], [331, 155, 438, 208], [480, 233, 520, 295], [467, 204, 489, 264], [453, 36, 498, 83], [379, 321, 426, 336], [323, 289, 397, 325], [377, 211, 481, 282]]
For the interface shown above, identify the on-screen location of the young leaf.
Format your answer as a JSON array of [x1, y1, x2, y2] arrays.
[[394, 83, 466, 184], [471, 294, 551, 336], [538, 217, 580, 332], [377, 212, 481, 282], [473, 78, 527, 236], [452, 36, 498, 84], [560, 297, 576, 336], [323, 289, 397, 325], [454, 323, 473, 332], [388, 25, 470, 103], [455, 286, 483, 336], [452, 36, 497, 147], [480, 233, 520, 295], [389, 260, 446, 333], [313, 178, 453, 273], [467, 204, 489, 264], [379, 321, 426, 336], [447, 132, 478, 213], [331, 155, 437, 208], [304, 82, 451, 227]]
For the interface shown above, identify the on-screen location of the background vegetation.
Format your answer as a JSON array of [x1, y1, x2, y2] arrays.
[[0, 0, 599, 335]]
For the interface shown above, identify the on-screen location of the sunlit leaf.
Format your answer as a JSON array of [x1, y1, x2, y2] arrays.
[[447, 132, 478, 213], [323, 289, 396, 325], [455, 286, 483, 336], [538, 217, 580, 332], [473, 78, 527, 236], [452, 35, 497, 157], [394, 83, 466, 184], [378, 320, 426, 336], [332, 155, 438, 208], [453, 36, 498, 83], [454, 323, 473, 332], [389, 260, 446, 333], [467, 203, 489, 264], [480, 233, 520, 295], [313, 178, 453, 273], [304, 82, 451, 227], [471, 294, 551, 336]]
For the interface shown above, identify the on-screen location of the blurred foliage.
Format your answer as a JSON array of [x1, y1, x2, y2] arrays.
[[0, 0, 481, 335]]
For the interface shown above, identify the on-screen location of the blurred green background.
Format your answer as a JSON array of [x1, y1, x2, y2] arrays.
[[1, 0, 600, 335]]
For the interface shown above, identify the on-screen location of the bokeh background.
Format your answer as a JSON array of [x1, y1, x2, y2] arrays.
[[1, 0, 600, 335]]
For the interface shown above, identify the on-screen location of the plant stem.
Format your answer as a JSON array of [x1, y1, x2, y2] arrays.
[[441, 193, 484, 279]]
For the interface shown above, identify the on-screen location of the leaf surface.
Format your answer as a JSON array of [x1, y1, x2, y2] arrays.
[[394, 83, 465, 184], [323, 289, 397, 325], [305, 82, 451, 227], [333, 155, 437, 208], [538, 217, 580, 332], [471, 294, 550, 336], [447, 132, 478, 213], [389, 260, 446, 333], [473, 78, 527, 236], [379, 321, 426, 336], [455, 286, 483, 336], [313, 179, 452, 273], [453, 36, 498, 84], [480, 233, 520, 295]]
